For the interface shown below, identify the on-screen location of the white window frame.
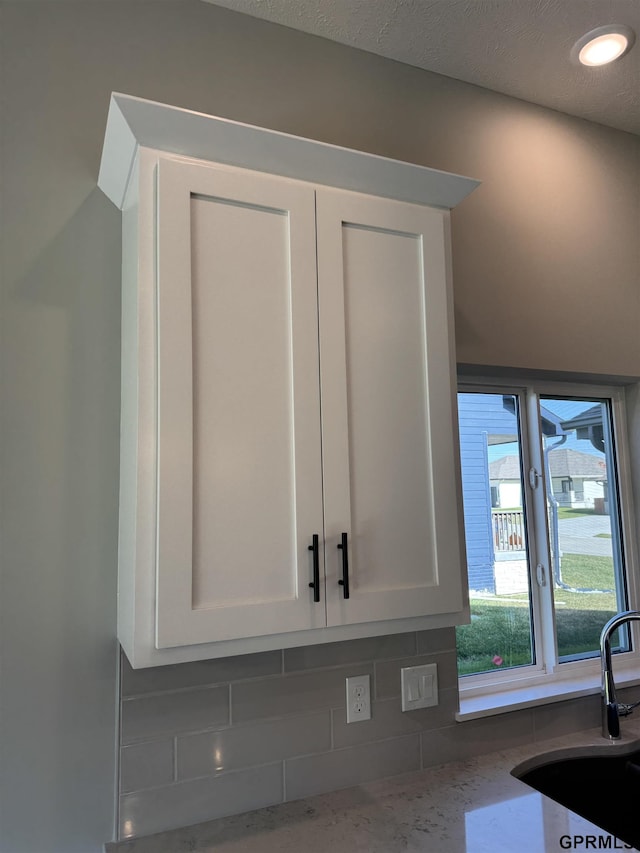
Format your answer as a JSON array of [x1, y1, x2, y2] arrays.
[[456, 377, 640, 720]]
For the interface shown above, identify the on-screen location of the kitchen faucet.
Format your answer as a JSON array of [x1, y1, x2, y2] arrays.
[[601, 610, 640, 740]]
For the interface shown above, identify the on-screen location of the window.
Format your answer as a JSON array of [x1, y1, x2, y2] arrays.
[[456, 380, 639, 715]]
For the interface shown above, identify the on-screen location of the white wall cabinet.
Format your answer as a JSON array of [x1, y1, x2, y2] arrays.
[[99, 94, 478, 667]]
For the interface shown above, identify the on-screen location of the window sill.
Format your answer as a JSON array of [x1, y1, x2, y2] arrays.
[[456, 662, 640, 722]]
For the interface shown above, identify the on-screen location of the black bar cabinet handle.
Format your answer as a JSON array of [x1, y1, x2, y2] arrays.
[[308, 534, 320, 602], [337, 532, 350, 599]]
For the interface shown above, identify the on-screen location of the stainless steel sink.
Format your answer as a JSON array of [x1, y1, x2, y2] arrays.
[[513, 742, 640, 850]]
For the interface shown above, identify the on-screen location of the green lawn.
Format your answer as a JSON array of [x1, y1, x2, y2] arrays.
[[557, 552, 615, 596], [556, 507, 596, 520], [457, 552, 620, 676], [492, 507, 598, 521]]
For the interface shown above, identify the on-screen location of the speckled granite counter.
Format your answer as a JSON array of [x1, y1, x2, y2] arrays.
[[106, 719, 640, 852]]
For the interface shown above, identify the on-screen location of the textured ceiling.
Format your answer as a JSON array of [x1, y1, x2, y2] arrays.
[[202, 0, 640, 137]]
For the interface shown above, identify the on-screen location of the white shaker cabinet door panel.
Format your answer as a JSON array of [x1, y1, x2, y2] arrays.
[[154, 158, 325, 647], [316, 188, 464, 627]]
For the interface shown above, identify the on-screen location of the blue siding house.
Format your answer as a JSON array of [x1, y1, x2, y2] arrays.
[[458, 393, 561, 594]]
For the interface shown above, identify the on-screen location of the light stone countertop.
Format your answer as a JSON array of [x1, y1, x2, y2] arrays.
[[106, 719, 640, 853]]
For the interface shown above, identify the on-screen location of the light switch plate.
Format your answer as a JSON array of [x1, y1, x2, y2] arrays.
[[401, 663, 438, 711]]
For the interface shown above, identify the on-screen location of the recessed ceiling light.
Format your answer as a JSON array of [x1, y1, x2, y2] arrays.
[[572, 25, 635, 66]]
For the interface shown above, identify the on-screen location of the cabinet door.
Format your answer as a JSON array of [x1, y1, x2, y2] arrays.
[[154, 158, 325, 647], [316, 189, 464, 627]]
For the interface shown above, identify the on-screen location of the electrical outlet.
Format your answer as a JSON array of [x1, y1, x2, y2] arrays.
[[346, 674, 371, 723]]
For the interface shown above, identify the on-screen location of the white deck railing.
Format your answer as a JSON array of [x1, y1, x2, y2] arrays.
[[493, 510, 525, 551]]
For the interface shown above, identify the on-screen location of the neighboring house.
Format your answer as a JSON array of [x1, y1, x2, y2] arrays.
[[487, 454, 522, 509], [458, 393, 559, 593], [560, 404, 606, 453], [459, 394, 608, 595], [560, 404, 609, 512], [458, 394, 562, 594], [458, 394, 518, 594], [489, 447, 607, 509]]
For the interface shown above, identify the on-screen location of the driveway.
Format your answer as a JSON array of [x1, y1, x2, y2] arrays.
[[557, 514, 613, 556]]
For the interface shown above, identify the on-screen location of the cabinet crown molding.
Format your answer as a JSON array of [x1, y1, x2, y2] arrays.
[[98, 92, 479, 212]]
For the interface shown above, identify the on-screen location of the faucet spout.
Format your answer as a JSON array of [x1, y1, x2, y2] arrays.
[[600, 610, 640, 740]]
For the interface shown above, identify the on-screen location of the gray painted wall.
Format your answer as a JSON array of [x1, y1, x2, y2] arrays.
[[1, 2, 639, 851]]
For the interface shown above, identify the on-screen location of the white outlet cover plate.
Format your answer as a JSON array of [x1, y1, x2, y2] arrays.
[[401, 663, 438, 711], [346, 674, 371, 723]]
